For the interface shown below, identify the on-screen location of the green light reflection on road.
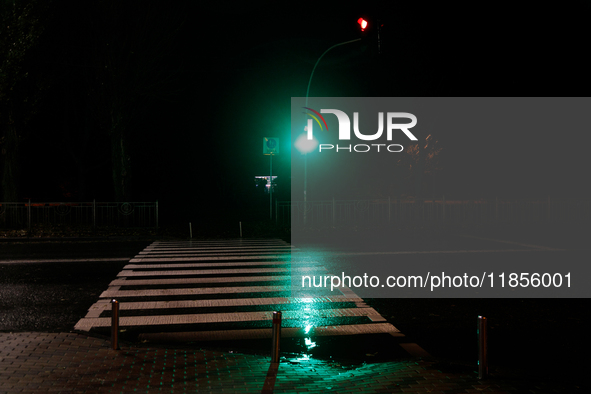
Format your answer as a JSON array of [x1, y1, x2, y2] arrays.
[[300, 297, 318, 352], [305, 337, 317, 349]]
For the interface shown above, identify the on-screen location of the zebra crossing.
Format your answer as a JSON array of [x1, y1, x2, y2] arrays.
[[74, 239, 401, 343]]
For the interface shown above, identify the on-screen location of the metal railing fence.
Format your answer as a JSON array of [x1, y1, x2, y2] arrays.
[[0, 200, 158, 229], [278, 197, 591, 227]]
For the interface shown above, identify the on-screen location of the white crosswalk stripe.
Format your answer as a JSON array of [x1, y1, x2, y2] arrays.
[[139, 247, 296, 254], [74, 307, 387, 330], [117, 268, 291, 276], [109, 276, 292, 286], [123, 261, 296, 269], [74, 239, 401, 341], [129, 255, 293, 262]]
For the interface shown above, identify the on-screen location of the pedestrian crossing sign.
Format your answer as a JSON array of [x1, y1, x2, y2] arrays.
[[263, 137, 279, 155]]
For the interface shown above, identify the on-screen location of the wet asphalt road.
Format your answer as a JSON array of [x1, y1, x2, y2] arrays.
[[0, 234, 589, 388], [291, 225, 590, 385], [0, 241, 151, 332]]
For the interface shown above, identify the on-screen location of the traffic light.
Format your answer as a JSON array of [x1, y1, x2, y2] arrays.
[[357, 16, 382, 56], [357, 17, 368, 32]]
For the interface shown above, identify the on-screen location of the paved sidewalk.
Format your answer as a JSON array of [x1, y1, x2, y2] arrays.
[[0, 332, 583, 393]]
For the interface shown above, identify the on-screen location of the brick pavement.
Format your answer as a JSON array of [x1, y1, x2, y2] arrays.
[[0, 332, 583, 393]]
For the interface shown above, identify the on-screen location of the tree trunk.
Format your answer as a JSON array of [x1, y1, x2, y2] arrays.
[[1, 110, 20, 202], [111, 132, 132, 202]]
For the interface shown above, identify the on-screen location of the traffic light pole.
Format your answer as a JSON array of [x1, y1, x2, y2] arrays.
[[302, 38, 361, 225], [304, 153, 307, 225], [305, 38, 362, 108], [269, 153, 273, 220]]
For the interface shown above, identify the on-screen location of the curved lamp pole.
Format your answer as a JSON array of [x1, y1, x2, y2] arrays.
[[300, 38, 362, 224], [305, 38, 361, 109]]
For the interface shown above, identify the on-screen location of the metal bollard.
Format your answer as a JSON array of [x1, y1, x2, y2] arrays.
[[478, 316, 488, 379], [271, 311, 282, 363], [111, 299, 120, 350]]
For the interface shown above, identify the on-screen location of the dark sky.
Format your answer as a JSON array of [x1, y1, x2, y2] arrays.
[[198, 1, 591, 200], [11, 1, 591, 221]]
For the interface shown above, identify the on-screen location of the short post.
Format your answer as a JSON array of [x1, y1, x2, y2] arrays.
[[92, 199, 96, 231], [111, 299, 120, 350], [239, 221, 242, 238], [189, 222, 192, 239], [478, 316, 488, 379], [271, 311, 282, 363]]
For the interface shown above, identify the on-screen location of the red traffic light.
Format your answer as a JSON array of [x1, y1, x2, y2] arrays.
[[357, 17, 368, 31]]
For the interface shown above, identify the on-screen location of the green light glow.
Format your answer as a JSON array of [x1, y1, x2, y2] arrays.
[[292, 298, 319, 354], [295, 354, 310, 361]]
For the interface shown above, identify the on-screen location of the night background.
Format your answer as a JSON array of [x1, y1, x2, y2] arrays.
[[2, 0, 590, 228], [1, 2, 591, 391]]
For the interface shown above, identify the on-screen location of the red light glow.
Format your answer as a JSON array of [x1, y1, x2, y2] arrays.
[[357, 18, 368, 31]]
